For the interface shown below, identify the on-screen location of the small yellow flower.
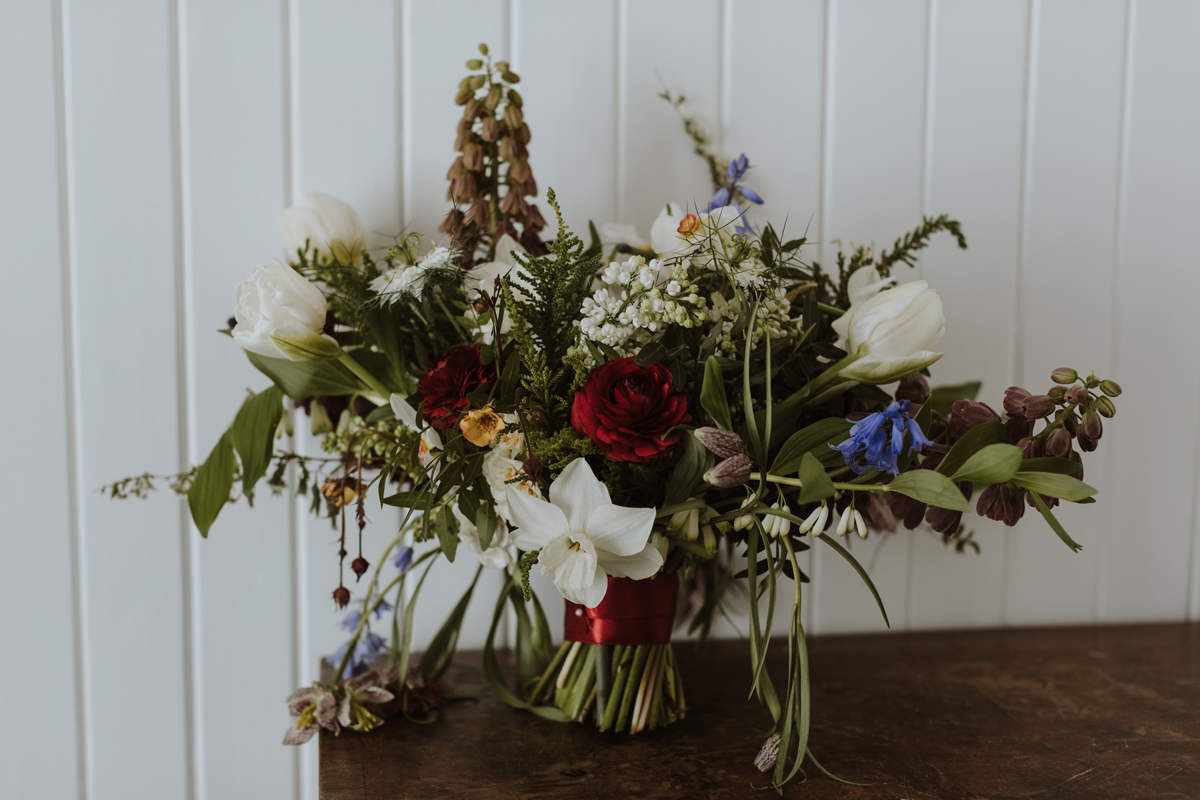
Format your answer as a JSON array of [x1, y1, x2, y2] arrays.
[[676, 213, 701, 237], [460, 407, 506, 447]]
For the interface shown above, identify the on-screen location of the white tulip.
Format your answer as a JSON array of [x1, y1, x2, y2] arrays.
[[281, 192, 365, 265], [232, 259, 338, 361], [506, 458, 662, 607], [831, 280, 945, 384]]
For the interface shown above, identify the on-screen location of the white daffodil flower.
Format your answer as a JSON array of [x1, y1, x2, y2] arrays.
[[506, 458, 662, 607], [451, 505, 514, 570]]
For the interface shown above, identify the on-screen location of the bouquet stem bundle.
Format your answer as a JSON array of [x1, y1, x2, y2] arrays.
[[537, 642, 684, 732]]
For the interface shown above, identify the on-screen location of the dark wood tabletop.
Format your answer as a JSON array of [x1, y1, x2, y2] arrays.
[[319, 622, 1200, 799]]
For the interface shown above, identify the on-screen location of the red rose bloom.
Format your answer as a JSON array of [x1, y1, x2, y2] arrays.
[[418, 345, 494, 432], [571, 357, 691, 464]]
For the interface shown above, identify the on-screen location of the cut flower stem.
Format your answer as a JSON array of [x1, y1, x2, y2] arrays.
[[542, 642, 686, 732]]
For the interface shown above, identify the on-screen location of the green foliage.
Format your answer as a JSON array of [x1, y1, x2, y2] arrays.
[[188, 431, 236, 537], [232, 386, 285, 502], [947, 443, 1023, 485], [888, 470, 971, 512]]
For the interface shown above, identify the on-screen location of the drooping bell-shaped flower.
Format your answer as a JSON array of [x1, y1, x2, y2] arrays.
[[832, 400, 933, 476]]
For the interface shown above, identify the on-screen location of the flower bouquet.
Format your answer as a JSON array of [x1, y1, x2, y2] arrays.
[[112, 43, 1122, 792]]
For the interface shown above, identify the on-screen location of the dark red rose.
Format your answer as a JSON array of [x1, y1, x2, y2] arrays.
[[417, 345, 494, 432], [571, 357, 691, 464]]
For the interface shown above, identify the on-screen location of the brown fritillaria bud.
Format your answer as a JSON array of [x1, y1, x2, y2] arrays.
[[1045, 427, 1072, 458], [1065, 385, 1088, 404], [703, 453, 752, 488], [948, 399, 1001, 438], [1022, 394, 1055, 419], [1099, 379, 1122, 397], [693, 427, 747, 458], [1003, 387, 1031, 416], [1051, 368, 1078, 385], [332, 586, 351, 609], [1095, 396, 1116, 418], [1082, 410, 1103, 440], [522, 457, 543, 482]]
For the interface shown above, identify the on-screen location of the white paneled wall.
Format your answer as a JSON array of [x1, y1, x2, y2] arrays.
[[3, 2, 1198, 799]]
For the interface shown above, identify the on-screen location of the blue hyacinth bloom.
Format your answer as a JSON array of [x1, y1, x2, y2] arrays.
[[709, 154, 764, 214], [832, 400, 932, 476]]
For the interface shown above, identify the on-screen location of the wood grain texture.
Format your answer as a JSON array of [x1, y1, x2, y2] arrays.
[[320, 623, 1200, 799]]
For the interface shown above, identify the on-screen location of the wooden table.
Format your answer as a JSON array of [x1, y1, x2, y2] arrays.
[[320, 623, 1200, 799]]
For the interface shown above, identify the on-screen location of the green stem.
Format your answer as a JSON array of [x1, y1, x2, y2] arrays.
[[595, 644, 613, 725], [817, 301, 845, 316], [338, 353, 391, 402], [749, 471, 889, 494], [655, 498, 708, 518], [804, 352, 863, 398]]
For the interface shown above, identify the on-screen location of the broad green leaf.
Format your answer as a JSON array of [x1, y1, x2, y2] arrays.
[[187, 431, 236, 537], [476, 501, 497, 551], [634, 340, 668, 366], [1030, 491, 1083, 552], [1010, 471, 1097, 502], [419, 566, 482, 679], [270, 333, 343, 361], [499, 347, 522, 398], [700, 356, 732, 431], [771, 417, 853, 477], [437, 504, 458, 562], [928, 380, 982, 418], [1019, 456, 1081, 475], [888, 470, 970, 512], [382, 491, 425, 508], [245, 350, 363, 399], [663, 433, 708, 506], [937, 421, 1006, 478], [232, 386, 284, 501], [796, 452, 835, 505], [948, 443, 1023, 485]]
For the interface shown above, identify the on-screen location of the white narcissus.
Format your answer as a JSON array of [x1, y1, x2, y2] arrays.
[[232, 259, 339, 361], [451, 505, 514, 570], [282, 192, 366, 265], [831, 279, 945, 384], [506, 458, 663, 607], [389, 394, 442, 466]]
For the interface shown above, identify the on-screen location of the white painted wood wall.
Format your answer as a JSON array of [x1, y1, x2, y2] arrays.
[[4, 1, 1198, 798]]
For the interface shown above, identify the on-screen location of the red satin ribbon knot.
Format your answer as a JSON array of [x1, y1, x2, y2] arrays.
[[563, 574, 679, 646]]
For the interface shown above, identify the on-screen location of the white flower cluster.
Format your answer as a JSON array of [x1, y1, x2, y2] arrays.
[[708, 285, 799, 356], [369, 246, 454, 304], [578, 255, 707, 351]]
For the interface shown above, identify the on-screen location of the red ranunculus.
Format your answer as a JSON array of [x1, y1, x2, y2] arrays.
[[418, 345, 494, 432], [571, 357, 691, 464]]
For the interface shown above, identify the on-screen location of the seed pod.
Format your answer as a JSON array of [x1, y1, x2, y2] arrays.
[[1051, 367, 1078, 385], [1082, 409, 1103, 440], [332, 586, 351, 609], [1099, 379, 1122, 397], [1095, 396, 1116, 418], [1045, 427, 1072, 458], [350, 556, 369, 579], [466, 58, 483, 70], [1065, 385, 1088, 404]]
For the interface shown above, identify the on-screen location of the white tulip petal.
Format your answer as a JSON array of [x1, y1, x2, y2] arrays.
[[549, 459, 611, 533], [506, 488, 568, 550], [585, 504, 656, 557]]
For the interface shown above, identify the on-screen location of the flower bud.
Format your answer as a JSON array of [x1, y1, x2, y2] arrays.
[[332, 586, 351, 609], [480, 116, 500, 142], [522, 457, 543, 482], [1051, 368, 1078, 385], [466, 58, 483, 70], [1018, 437, 1041, 458], [1065, 385, 1088, 404], [504, 104, 524, 129], [1095, 396, 1115, 418], [1005, 415, 1032, 442], [1048, 386, 1067, 401], [1099, 379, 1122, 397], [703, 453, 752, 488], [1003, 387, 1031, 416], [478, 42, 489, 55], [1064, 413, 1079, 436], [894, 373, 930, 404], [694, 426, 747, 458], [1045, 427, 1072, 458], [350, 557, 369, 579], [1082, 410, 1103, 440], [1022, 394, 1055, 419], [948, 399, 1001, 438], [1078, 431, 1098, 452], [454, 87, 472, 106]]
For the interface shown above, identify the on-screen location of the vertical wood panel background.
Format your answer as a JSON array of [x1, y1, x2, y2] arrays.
[[4, 1, 1197, 797]]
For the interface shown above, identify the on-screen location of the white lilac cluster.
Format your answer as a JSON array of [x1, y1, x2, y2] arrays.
[[369, 246, 454, 303], [577, 255, 707, 353], [707, 285, 799, 356]]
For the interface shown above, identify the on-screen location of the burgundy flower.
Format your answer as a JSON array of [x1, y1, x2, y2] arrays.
[[571, 357, 691, 464], [417, 345, 494, 432]]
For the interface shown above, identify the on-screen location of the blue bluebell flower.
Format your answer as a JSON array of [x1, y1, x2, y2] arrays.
[[339, 594, 393, 632], [831, 400, 932, 476], [326, 631, 386, 680], [393, 546, 413, 573], [708, 153, 764, 214]]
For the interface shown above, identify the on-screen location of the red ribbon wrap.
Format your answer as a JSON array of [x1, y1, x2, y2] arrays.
[[563, 574, 679, 646]]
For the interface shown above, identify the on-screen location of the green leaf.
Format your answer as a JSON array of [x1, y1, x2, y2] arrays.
[[232, 386, 284, 501], [1029, 491, 1083, 552], [771, 418, 853, 477], [499, 348, 522, 398], [269, 333, 343, 361], [476, 501, 497, 551], [1019, 456, 1081, 475], [700, 356, 732, 431], [948, 443, 1023, 485], [663, 434, 708, 506], [245, 350, 363, 399], [437, 504, 458, 562], [481, 577, 570, 721], [816, 534, 890, 628], [1010, 472, 1098, 502], [888, 470, 970, 512], [634, 340, 668, 366], [937, 421, 1007, 478], [187, 431, 236, 537], [928, 381, 982, 418], [796, 452, 835, 505], [381, 491, 425, 508], [419, 566, 482, 680]]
